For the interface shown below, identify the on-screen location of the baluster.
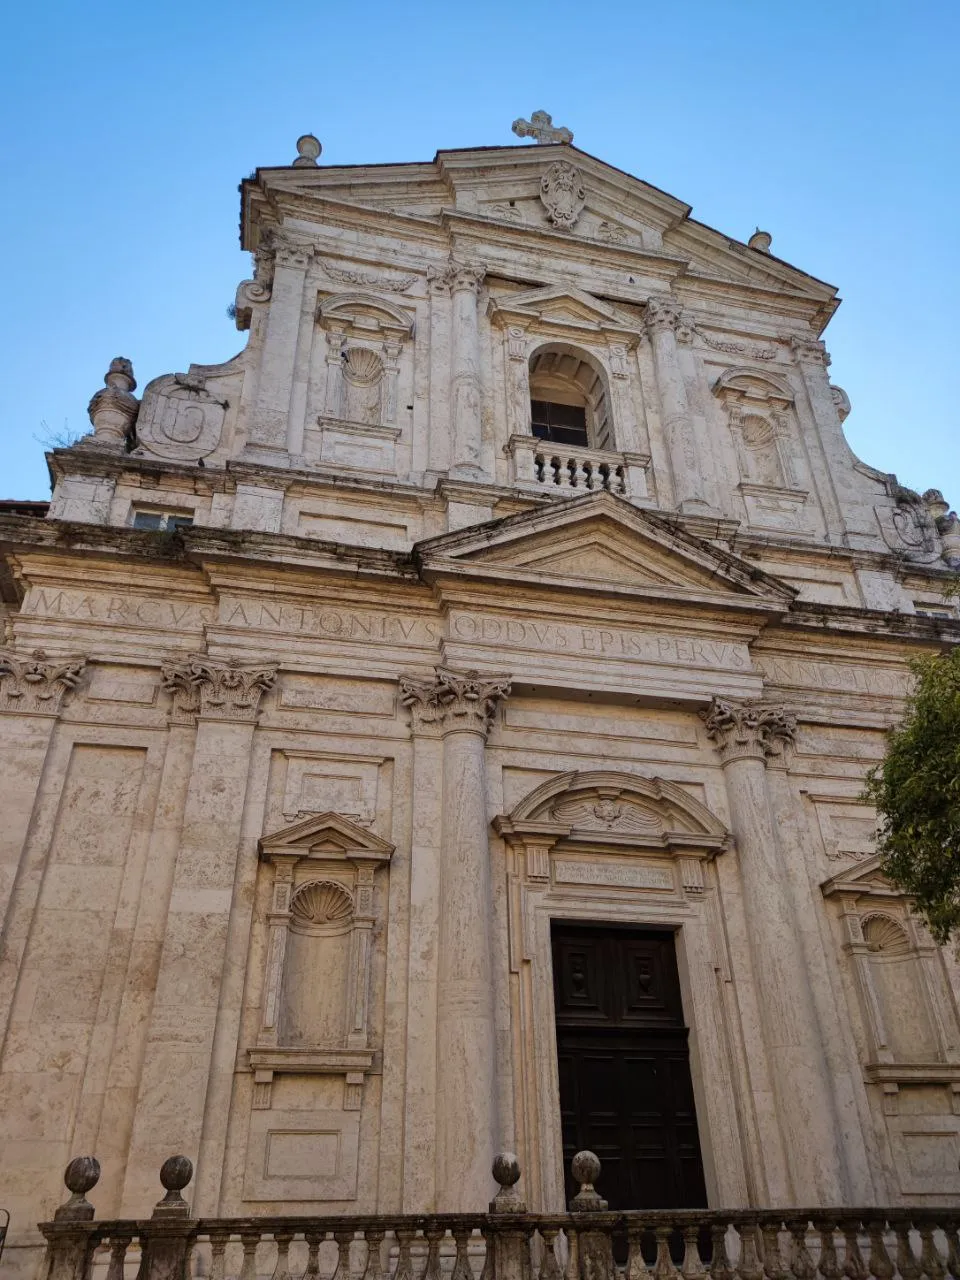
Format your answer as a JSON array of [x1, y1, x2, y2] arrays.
[[540, 1228, 564, 1280], [239, 1232, 260, 1280], [333, 1231, 355, 1280], [739, 1222, 764, 1280], [614, 465, 627, 495], [762, 1226, 788, 1280], [534, 453, 546, 483], [654, 1225, 680, 1280], [919, 1225, 945, 1280], [209, 1233, 228, 1280], [549, 456, 562, 486], [394, 1229, 416, 1280], [478, 1224, 495, 1280], [816, 1222, 840, 1280], [564, 1228, 579, 1280], [710, 1223, 734, 1280], [788, 1221, 816, 1280], [626, 1224, 651, 1280], [272, 1233, 294, 1280], [363, 1230, 386, 1280], [683, 1225, 706, 1280], [422, 1228, 443, 1280], [582, 461, 596, 491], [106, 1237, 131, 1280], [943, 1224, 960, 1280], [864, 1222, 892, 1280], [305, 1231, 323, 1280], [841, 1222, 867, 1280], [894, 1221, 921, 1280]]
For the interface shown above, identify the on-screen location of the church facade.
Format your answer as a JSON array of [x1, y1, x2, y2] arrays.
[[1, 115, 959, 1274]]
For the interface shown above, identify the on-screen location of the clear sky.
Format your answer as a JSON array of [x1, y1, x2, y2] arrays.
[[2, 0, 957, 508]]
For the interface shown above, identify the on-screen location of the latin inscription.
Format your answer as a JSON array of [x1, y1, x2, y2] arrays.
[[25, 588, 213, 629], [554, 860, 674, 891], [450, 612, 748, 668], [218, 598, 441, 645], [757, 655, 909, 697]]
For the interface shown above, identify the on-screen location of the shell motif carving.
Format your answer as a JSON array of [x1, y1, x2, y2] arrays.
[[289, 880, 354, 932], [341, 346, 384, 387], [862, 914, 911, 956]]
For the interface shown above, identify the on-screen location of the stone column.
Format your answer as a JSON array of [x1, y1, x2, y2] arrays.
[[400, 666, 511, 1210], [248, 236, 314, 454], [644, 294, 708, 512], [701, 697, 846, 1203], [121, 657, 276, 1213], [788, 336, 848, 540], [447, 261, 486, 478]]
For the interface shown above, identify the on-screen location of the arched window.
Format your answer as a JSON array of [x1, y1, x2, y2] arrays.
[[528, 345, 612, 450]]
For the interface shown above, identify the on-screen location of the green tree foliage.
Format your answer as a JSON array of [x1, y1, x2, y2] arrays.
[[864, 646, 960, 944]]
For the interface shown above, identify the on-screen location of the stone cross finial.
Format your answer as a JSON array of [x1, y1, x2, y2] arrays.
[[512, 110, 573, 145]]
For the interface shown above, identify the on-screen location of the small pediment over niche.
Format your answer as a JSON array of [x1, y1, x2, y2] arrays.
[[494, 770, 729, 855], [489, 285, 638, 334], [415, 491, 796, 607], [259, 811, 394, 865], [821, 856, 902, 901]]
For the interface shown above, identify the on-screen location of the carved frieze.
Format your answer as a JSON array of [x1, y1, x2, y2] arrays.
[[540, 160, 585, 230], [161, 655, 277, 723], [0, 648, 86, 715], [319, 260, 418, 293], [700, 696, 797, 763], [399, 666, 511, 737]]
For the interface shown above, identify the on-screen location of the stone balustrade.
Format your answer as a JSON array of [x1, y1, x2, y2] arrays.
[[506, 435, 650, 499], [39, 1152, 960, 1280]]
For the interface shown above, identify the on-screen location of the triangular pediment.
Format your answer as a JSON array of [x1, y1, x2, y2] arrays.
[[415, 492, 796, 608], [492, 285, 632, 330], [244, 144, 838, 315], [259, 811, 394, 864], [821, 856, 901, 900]]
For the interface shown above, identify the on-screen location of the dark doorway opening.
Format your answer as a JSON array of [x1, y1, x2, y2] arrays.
[[551, 922, 708, 1212]]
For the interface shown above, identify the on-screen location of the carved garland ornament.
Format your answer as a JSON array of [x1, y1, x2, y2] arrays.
[[700, 696, 797, 763], [540, 160, 586, 230], [399, 666, 512, 736], [320, 260, 418, 293], [0, 648, 86, 715], [161, 656, 278, 723]]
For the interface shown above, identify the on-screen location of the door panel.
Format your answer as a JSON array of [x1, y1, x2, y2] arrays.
[[552, 924, 707, 1211]]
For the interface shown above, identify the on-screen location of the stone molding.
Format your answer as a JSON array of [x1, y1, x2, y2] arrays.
[[161, 655, 277, 724], [399, 666, 511, 737], [700, 696, 797, 764], [0, 648, 86, 715]]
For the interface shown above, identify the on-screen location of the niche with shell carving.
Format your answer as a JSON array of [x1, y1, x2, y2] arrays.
[[249, 812, 394, 1112], [316, 292, 414, 430]]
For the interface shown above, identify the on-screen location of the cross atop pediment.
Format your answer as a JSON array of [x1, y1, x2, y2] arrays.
[[512, 110, 573, 145]]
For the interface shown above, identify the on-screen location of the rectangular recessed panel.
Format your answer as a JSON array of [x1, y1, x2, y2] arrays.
[[265, 1129, 340, 1179]]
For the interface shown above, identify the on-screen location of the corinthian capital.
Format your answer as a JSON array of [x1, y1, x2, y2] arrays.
[[162, 655, 277, 724], [399, 666, 511, 737], [0, 648, 85, 715], [700, 696, 796, 764], [789, 334, 830, 367], [644, 293, 683, 335], [427, 258, 485, 295]]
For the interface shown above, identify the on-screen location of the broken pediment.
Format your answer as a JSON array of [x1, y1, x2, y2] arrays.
[[415, 491, 796, 607], [259, 811, 394, 866]]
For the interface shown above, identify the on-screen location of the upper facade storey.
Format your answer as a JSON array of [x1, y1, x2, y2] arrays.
[[50, 124, 960, 575]]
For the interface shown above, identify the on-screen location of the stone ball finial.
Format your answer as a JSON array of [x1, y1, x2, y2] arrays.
[[293, 134, 322, 167], [104, 357, 136, 393], [489, 1151, 525, 1213], [55, 1156, 100, 1221], [153, 1154, 193, 1217], [748, 228, 773, 253], [569, 1149, 607, 1212]]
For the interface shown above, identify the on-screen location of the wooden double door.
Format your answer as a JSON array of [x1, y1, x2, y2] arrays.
[[552, 923, 708, 1211]]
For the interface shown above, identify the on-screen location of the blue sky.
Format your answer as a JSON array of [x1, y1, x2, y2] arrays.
[[2, 0, 957, 508]]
